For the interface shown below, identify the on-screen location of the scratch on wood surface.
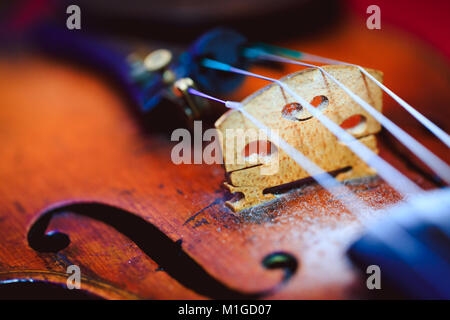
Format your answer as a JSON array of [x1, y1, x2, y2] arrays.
[[183, 198, 223, 226]]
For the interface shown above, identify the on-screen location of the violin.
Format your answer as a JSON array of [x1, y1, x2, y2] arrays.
[[0, 0, 449, 300]]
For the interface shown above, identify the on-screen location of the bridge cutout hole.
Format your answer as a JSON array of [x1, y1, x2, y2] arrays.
[[340, 114, 367, 135], [281, 95, 329, 121], [242, 140, 278, 163]]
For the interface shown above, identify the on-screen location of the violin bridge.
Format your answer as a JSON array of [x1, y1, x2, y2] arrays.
[[215, 65, 383, 212]]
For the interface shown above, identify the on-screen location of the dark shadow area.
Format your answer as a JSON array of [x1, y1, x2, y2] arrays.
[[69, 0, 343, 45], [0, 281, 102, 300]]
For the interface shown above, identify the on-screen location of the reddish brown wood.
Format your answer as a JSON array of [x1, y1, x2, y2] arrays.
[[0, 16, 448, 299]]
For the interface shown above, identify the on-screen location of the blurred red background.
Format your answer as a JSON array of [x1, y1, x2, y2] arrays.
[[346, 0, 450, 61]]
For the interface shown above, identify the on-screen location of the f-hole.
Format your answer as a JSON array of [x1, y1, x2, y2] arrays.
[[27, 201, 298, 299]]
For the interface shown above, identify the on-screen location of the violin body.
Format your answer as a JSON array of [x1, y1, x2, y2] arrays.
[[0, 15, 448, 299]]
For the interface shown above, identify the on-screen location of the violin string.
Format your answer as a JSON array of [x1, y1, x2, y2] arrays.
[[246, 44, 450, 149], [236, 50, 450, 229], [188, 88, 450, 290], [242, 48, 450, 185], [201, 58, 422, 198], [188, 88, 370, 214]]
